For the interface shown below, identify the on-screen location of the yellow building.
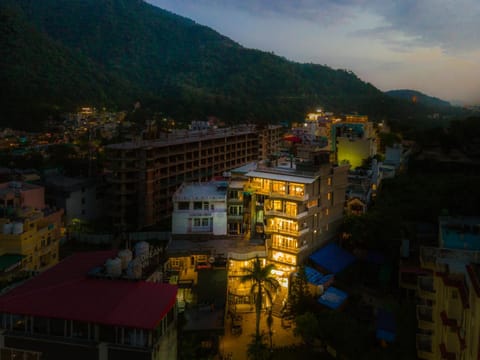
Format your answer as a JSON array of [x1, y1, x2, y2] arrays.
[[0, 182, 63, 278], [416, 217, 480, 360]]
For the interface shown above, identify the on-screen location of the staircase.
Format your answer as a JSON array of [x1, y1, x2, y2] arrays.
[[271, 288, 287, 317]]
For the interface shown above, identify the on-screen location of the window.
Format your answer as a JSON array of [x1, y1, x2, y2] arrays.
[[193, 202, 202, 210], [272, 181, 286, 194], [81, 197, 85, 204], [202, 218, 209, 226], [285, 202, 297, 216], [327, 178, 332, 186], [178, 202, 189, 210], [194, 218, 201, 226], [289, 183, 304, 197], [203, 202, 209, 210], [229, 206, 238, 215]]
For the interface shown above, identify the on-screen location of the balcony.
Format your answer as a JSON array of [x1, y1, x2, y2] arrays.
[[265, 225, 309, 238], [418, 276, 436, 300], [417, 305, 434, 330], [416, 334, 435, 360], [264, 209, 309, 220], [271, 242, 308, 255]]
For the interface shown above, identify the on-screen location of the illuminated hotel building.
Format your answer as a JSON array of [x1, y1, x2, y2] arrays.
[[243, 155, 348, 283]]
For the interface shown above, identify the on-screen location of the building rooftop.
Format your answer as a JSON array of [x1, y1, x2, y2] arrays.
[[439, 216, 480, 251], [106, 125, 257, 150], [245, 170, 317, 184], [44, 175, 95, 192], [0, 251, 177, 330], [0, 181, 42, 196], [173, 181, 228, 201]]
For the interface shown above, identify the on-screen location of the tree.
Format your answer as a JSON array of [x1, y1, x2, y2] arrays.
[[287, 266, 311, 316], [240, 257, 280, 341], [294, 312, 320, 346]]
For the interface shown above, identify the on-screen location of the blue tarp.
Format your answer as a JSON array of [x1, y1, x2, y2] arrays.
[[317, 287, 348, 310], [309, 243, 355, 274], [376, 309, 396, 342], [304, 266, 334, 286]]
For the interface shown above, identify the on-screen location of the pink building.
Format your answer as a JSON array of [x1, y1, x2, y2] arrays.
[[0, 181, 45, 210]]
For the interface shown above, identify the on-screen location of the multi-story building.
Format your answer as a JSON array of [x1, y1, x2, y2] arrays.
[[172, 181, 228, 236], [258, 125, 283, 161], [243, 153, 349, 283], [416, 217, 480, 360], [43, 175, 104, 225], [332, 115, 377, 169], [0, 182, 63, 275], [105, 125, 263, 230], [0, 251, 178, 360]]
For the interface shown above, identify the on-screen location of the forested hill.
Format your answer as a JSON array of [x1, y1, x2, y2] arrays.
[[0, 0, 462, 129], [386, 90, 451, 108]]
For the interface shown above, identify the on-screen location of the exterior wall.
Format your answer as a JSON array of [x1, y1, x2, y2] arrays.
[[336, 138, 374, 169], [0, 182, 45, 210], [245, 162, 348, 283], [105, 126, 259, 230], [172, 185, 227, 236], [417, 245, 480, 360], [0, 209, 62, 271], [0, 313, 176, 360], [47, 185, 102, 224]]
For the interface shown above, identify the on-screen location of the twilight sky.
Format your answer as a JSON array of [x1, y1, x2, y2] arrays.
[[148, 0, 480, 104]]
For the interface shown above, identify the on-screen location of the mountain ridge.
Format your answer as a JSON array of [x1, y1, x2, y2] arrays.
[[0, 0, 463, 129], [386, 89, 451, 108]]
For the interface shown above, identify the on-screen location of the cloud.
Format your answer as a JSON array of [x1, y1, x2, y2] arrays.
[[162, 0, 480, 53], [365, 0, 480, 53]]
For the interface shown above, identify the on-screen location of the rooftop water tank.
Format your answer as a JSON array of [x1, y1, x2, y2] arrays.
[[126, 258, 142, 279], [105, 258, 122, 277], [118, 249, 133, 270], [135, 241, 149, 258], [12, 222, 24, 235], [2, 223, 13, 234]]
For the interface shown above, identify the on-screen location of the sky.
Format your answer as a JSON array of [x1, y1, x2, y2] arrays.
[[147, 0, 480, 105]]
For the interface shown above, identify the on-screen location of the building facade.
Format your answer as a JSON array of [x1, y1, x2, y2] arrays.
[[0, 251, 178, 360], [105, 126, 264, 230], [416, 217, 480, 360], [43, 175, 103, 225], [172, 181, 228, 236], [0, 182, 63, 275], [243, 156, 348, 285]]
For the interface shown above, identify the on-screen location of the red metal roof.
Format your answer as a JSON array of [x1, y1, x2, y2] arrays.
[[0, 251, 177, 330]]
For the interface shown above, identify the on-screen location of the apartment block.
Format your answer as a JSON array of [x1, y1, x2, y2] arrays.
[[105, 126, 263, 230], [0, 182, 63, 276], [416, 217, 480, 360]]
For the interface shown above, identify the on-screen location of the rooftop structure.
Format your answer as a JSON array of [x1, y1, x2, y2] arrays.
[[0, 251, 178, 360]]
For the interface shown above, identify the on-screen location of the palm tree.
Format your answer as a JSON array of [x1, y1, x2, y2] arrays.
[[240, 257, 280, 340]]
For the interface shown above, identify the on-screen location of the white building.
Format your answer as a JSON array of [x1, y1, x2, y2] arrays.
[[43, 175, 103, 224], [172, 181, 228, 235]]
